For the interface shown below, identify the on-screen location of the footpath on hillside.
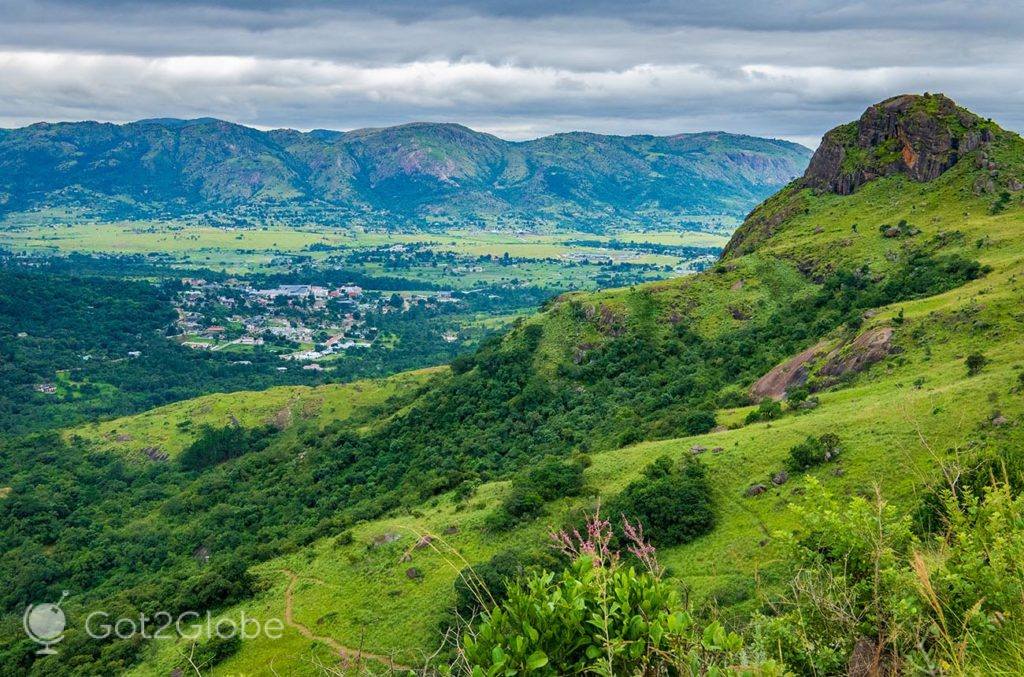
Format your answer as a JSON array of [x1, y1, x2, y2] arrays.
[[281, 569, 415, 674]]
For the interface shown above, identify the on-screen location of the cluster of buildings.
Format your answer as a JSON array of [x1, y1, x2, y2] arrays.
[[174, 278, 369, 356], [171, 277, 461, 366]]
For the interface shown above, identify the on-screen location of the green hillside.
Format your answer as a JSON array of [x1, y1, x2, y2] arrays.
[[3, 93, 1024, 675], [110, 93, 1024, 676], [65, 368, 442, 461]]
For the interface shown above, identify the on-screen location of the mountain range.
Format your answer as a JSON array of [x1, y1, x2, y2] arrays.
[[0, 119, 810, 229]]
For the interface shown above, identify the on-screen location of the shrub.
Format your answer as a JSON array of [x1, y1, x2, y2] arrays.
[[521, 456, 586, 501], [746, 397, 782, 424], [181, 634, 241, 671], [451, 549, 557, 620], [966, 352, 987, 376], [990, 190, 1012, 214], [755, 479, 1024, 675], [485, 489, 545, 531], [173, 559, 254, 613], [786, 386, 809, 404], [682, 409, 717, 435], [486, 456, 588, 531], [605, 456, 715, 547], [461, 511, 781, 676], [786, 434, 841, 471], [717, 384, 751, 408]]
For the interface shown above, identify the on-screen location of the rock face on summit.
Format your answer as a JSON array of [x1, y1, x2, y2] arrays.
[[801, 94, 992, 195]]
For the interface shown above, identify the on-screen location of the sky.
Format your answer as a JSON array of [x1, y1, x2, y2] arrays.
[[1, 0, 1023, 148]]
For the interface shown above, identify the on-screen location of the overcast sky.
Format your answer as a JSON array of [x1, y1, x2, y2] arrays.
[[1, 0, 1022, 148]]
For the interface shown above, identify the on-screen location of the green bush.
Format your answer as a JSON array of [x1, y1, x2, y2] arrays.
[[451, 549, 557, 619], [966, 352, 987, 376], [462, 515, 783, 676], [746, 397, 782, 424], [786, 433, 841, 471], [754, 479, 1024, 674], [717, 384, 752, 408], [605, 456, 715, 547], [185, 634, 241, 671], [682, 410, 717, 435], [486, 457, 586, 530], [786, 386, 809, 404], [521, 456, 586, 500]]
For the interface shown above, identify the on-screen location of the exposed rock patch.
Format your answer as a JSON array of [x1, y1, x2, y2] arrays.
[[745, 484, 768, 497], [750, 342, 828, 401], [142, 446, 169, 462], [596, 304, 625, 336], [819, 327, 894, 378], [801, 94, 991, 196]]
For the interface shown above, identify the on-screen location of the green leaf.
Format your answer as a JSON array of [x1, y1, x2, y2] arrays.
[[525, 650, 549, 670]]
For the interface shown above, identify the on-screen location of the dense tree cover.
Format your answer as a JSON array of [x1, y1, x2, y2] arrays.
[[177, 424, 278, 470], [0, 259, 540, 434], [0, 432, 263, 675], [0, 267, 329, 434]]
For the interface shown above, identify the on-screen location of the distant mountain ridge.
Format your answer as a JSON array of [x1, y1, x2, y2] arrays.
[[0, 118, 810, 229]]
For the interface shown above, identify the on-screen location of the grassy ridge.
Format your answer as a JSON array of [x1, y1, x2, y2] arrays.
[[65, 368, 443, 460]]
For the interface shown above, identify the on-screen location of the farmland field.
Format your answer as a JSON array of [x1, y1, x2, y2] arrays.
[[0, 220, 730, 288]]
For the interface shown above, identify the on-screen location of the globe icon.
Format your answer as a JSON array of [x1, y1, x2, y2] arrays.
[[27, 605, 66, 640], [23, 592, 69, 655]]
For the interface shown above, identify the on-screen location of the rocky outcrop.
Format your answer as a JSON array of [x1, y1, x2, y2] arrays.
[[749, 328, 893, 401], [802, 94, 992, 196], [819, 327, 894, 378], [750, 341, 828, 401]]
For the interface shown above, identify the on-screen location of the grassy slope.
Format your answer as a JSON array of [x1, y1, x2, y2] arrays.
[[128, 131, 1024, 675], [68, 368, 443, 460]]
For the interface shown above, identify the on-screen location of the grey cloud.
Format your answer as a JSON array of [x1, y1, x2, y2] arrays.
[[0, 0, 1022, 142]]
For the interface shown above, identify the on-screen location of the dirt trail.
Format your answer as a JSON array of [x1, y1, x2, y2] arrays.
[[281, 569, 414, 674]]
